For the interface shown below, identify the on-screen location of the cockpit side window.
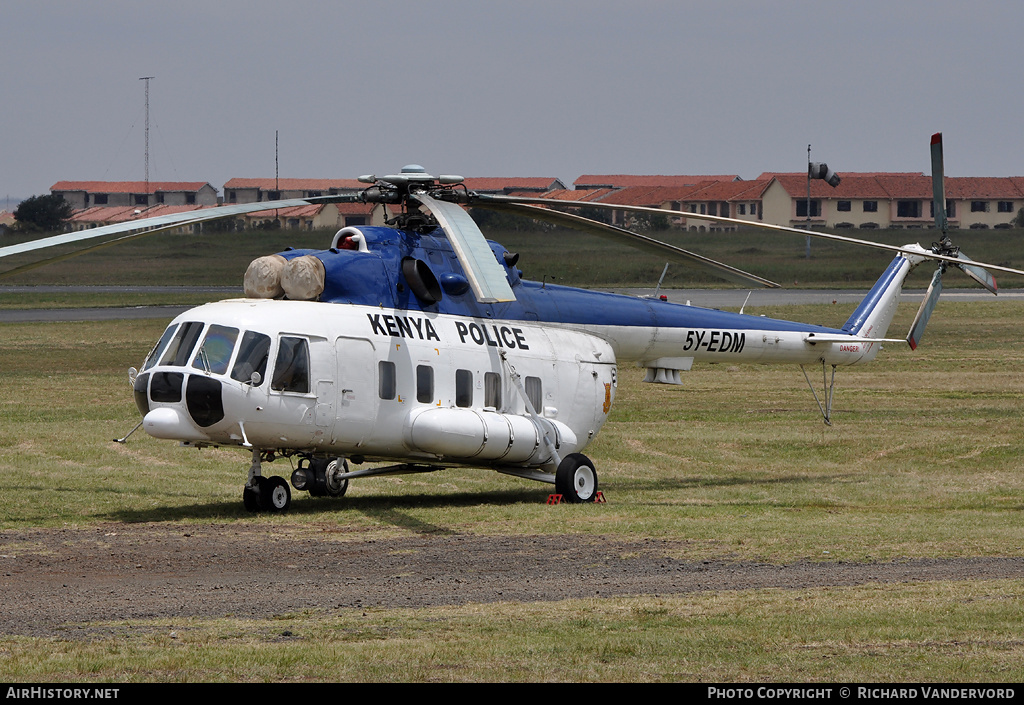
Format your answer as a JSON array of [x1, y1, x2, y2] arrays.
[[143, 324, 179, 371], [230, 331, 271, 386], [271, 336, 310, 394], [158, 321, 204, 367], [192, 325, 239, 375]]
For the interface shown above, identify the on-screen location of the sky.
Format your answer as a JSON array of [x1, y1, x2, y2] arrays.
[[3, 0, 1023, 205]]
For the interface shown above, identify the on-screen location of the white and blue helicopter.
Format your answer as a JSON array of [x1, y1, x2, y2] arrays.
[[3, 133, 1021, 511]]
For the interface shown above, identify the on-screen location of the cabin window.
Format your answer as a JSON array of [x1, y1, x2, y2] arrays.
[[144, 323, 179, 371], [159, 321, 204, 367], [525, 376, 542, 413], [484, 372, 502, 410], [378, 361, 396, 400], [455, 369, 473, 408], [271, 337, 310, 394], [230, 331, 271, 385], [192, 325, 239, 375], [416, 365, 434, 404]]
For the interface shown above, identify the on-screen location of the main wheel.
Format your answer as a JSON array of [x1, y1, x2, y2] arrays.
[[555, 453, 598, 503], [323, 458, 349, 498], [259, 475, 291, 512]]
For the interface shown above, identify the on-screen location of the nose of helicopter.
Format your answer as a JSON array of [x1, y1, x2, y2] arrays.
[[134, 371, 224, 441], [142, 406, 210, 441]]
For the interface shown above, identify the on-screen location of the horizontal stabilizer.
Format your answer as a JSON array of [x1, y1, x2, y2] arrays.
[[803, 333, 907, 345]]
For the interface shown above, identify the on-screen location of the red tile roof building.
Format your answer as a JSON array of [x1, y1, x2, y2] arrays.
[[48, 170, 1024, 233]]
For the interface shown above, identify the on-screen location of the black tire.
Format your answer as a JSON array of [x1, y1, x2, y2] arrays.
[[555, 453, 598, 503], [259, 475, 291, 512], [242, 484, 261, 512]]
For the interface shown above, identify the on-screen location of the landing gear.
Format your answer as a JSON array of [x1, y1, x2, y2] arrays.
[[263, 476, 291, 511], [555, 453, 598, 503], [242, 475, 291, 513], [310, 458, 349, 498], [243, 449, 292, 513], [243, 452, 351, 513], [293, 457, 349, 498]]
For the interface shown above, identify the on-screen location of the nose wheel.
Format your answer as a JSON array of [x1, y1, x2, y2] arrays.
[[243, 475, 291, 513]]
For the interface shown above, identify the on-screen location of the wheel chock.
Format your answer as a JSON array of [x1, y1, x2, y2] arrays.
[[593, 491, 606, 503], [546, 494, 563, 504]]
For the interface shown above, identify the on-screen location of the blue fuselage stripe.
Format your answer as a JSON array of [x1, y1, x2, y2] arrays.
[[841, 256, 905, 334]]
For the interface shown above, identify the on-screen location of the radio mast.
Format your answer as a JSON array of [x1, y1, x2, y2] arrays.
[[139, 76, 155, 195]]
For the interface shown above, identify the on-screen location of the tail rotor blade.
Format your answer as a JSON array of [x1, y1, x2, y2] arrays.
[[954, 252, 998, 294], [930, 132, 948, 235], [907, 266, 944, 350]]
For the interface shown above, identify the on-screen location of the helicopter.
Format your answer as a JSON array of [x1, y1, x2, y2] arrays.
[[3, 133, 1022, 512]]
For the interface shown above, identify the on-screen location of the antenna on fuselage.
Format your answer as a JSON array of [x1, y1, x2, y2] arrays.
[[739, 291, 753, 315], [653, 262, 669, 298]]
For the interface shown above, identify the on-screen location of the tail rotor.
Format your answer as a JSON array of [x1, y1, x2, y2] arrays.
[[906, 133, 998, 349]]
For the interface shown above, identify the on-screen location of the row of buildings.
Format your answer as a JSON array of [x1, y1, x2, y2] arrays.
[[47, 171, 1024, 233]]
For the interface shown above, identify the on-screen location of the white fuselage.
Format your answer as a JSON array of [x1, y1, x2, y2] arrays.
[[136, 299, 617, 470]]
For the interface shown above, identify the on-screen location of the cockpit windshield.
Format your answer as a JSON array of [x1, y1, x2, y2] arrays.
[[192, 325, 239, 375], [145, 322, 270, 387], [143, 323, 179, 371], [158, 321, 204, 367]]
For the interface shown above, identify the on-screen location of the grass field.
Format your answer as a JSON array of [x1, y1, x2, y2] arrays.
[[1, 285, 1022, 681]]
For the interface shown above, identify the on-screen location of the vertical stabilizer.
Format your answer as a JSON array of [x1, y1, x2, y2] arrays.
[[842, 247, 927, 339]]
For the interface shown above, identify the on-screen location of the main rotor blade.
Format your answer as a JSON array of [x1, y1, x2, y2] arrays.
[[411, 193, 515, 303], [0, 194, 361, 263], [0, 222, 197, 280], [474, 200, 780, 289], [468, 194, 1024, 279], [930, 132, 948, 235]]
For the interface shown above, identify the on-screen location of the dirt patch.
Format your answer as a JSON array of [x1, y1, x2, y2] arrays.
[[1, 523, 1021, 637]]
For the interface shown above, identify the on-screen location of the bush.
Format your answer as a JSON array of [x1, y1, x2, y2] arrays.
[[13, 194, 74, 232]]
